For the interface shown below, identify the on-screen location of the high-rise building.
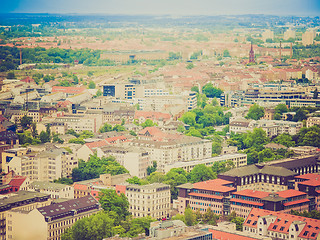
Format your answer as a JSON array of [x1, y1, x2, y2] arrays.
[[284, 29, 296, 40]]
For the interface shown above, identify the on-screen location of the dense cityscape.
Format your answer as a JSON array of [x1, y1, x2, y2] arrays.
[[0, 2, 320, 240]]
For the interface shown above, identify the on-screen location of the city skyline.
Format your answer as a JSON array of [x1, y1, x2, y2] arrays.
[[1, 0, 320, 16]]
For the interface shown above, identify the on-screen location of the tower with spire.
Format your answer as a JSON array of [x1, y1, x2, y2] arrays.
[[249, 42, 255, 63]]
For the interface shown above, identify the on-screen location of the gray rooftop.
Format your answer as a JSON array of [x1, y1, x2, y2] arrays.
[[220, 164, 297, 177], [28, 181, 71, 191]]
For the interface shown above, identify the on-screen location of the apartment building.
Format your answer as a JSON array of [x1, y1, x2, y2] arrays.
[[73, 173, 130, 199], [264, 154, 320, 176], [230, 118, 302, 137], [55, 114, 103, 133], [177, 179, 236, 215], [6, 196, 101, 240], [164, 153, 247, 173], [122, 183, 171, 219], [295, 173, 320, 211], [306, 116, 320, 128], [218, 164, 298, 192], [5, 149, 64, 181], [27, 181, 74, 199], [0, 191, 51, 240], [98, 145, 150, 178], [243, 208, 320, 240], [229, 189, 310, 218], [130, 136, 212, 172]]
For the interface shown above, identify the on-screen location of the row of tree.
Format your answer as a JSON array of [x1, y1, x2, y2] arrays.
[[125, 161, 234, 201]]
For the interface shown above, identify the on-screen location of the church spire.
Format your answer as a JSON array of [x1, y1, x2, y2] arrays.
[[249, 42, 255, 63]]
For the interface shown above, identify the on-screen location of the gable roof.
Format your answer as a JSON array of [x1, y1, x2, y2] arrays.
[[9, 176, 27, 188], [244, 208, 320, 239], [193, 179, 236, 193], [220, 164, 297, 178]]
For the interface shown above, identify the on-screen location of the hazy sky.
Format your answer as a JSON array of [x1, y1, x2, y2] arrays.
[[1, 0, 320, 16]]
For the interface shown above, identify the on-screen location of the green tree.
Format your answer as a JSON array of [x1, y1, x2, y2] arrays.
[[203, 208, 219, 225], [180, 112, 196, 126], [141, 119, 157, 128], [164, 168, 188, 200], [20, 115, 32, 130], [273, 133, 295, 147], [228, 211, 244, 231], [39, 131, 50, 143], [212, 141, 222, 155], [191, 86, 199, 93], [244, 128, 269, 148], [7, 71, 15, 79], [54, 177, 73, 185], [31, 122, 38, 138], [99, 189, 130, 221], [88, 80, 96, 89], [188, 164, 216, 183], [186, 63, 194, 69], [246, 104, 265, 120], [184, 206, 195, 226], [202, 83, 223, 98], [223, 49, 231, 57], [147, 161, 157, 175], [147, 172, 166, 183], [313, 88, 318, 99], [99, 123, 113, 133]]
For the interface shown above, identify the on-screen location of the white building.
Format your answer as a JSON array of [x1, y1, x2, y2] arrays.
[[97, 145, 150, 178], [125, 183, 171, 219], [164, 153, 247, 173], [27, 181, 74, 199], [130, 136, 212, 172], [6, 149, 64, 181]]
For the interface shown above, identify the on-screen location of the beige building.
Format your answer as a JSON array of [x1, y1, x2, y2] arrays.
[[55, 114, 103, 133], [27, 181, 74, 199], [130, 136, 212, 172], [302, 29, 316, 46], [98, 146, 150, 178], [6, 195, 101, 240], [5, 149, 64, 181], [306, 116, 320, 128], [164, 153, 247, 173], [125, 183, 171, 219], [0, 191, 51, 240], [289, 146, 318, 155], [1, 148, 28, 173], [284, 29, 296, 40], [262, 30, 274, 42]]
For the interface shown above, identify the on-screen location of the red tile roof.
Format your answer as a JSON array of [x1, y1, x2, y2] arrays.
[[85, 140, 108, 150], [105, 136, 128, 144], [0, 115, 7, 122], [244, 208, 320, 240], [209, 229, 259, 240], [299, 179, 320, 187], [9, 176, 27, 188], [276, 189, 307, 198], [134, 111, 171, 121], [283, 198, 310, 207], [193, 179, 236, 193], [189, 192, 224, 200], [295, 173, 320, 181], [230, 198, 264, 207], [52, 86, 86, 94], [234, 189, 269, 199]]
